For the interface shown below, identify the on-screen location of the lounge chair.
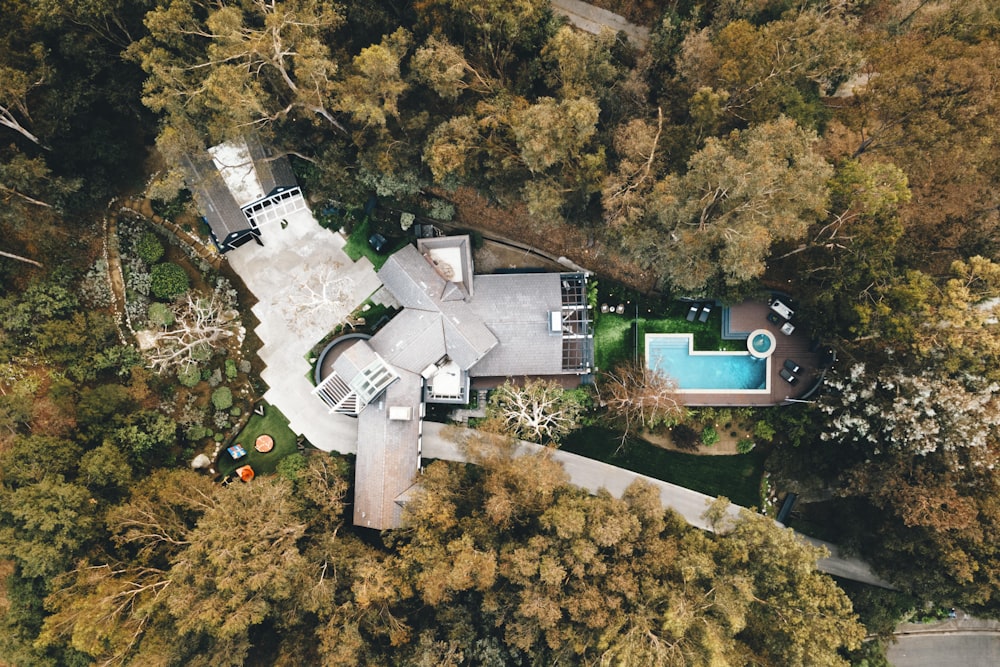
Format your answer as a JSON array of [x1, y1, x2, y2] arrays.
[[698, 303, 712, 322], [783, 359, 802, 374], [779, 368, 798, 385], [686, 304, 698, 321]]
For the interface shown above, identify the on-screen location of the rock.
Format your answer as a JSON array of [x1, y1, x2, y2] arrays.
[[191, 453, 212, 469]]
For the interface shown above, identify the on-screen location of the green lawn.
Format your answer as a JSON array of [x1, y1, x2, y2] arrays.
[[561, 426, 766, 508], [342, 218, 410, 270], [218, 404, 299, 477], [594, 301, 742, 370]]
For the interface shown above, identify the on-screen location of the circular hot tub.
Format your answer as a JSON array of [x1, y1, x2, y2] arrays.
[[747, 328, 776, 359]]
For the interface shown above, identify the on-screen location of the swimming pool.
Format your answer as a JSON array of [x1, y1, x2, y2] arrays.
[[646, 334, 770, 393]]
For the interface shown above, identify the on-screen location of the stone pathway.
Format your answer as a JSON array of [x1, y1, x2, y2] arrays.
[[551, 0, 651, 49]]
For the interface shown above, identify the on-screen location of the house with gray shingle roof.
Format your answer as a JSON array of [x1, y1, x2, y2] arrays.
[[313, 236, 594, 530]]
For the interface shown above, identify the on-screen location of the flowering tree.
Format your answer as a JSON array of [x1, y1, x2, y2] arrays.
[[818, 363, 1000, 459]]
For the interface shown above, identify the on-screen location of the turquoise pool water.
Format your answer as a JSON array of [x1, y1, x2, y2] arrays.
[[646, 334, 767, 391], [751, 332, 773, 354]]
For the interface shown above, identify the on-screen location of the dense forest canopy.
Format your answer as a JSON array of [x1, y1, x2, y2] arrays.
[[2, 0, 1000, 665]]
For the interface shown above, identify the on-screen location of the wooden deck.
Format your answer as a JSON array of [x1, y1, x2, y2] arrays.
[[673, 301, 821, 407]]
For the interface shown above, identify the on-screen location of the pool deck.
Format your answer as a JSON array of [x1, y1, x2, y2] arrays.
[[678, 301, 822, 407]]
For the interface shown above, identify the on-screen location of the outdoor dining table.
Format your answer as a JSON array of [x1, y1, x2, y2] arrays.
[[255, 434, 274, 453]]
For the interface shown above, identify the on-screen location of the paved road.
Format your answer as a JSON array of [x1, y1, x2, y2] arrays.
[[550, 0, 650, 49], [889, 616, 1000, 667]]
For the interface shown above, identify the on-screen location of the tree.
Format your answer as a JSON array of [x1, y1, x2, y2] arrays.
[[210, 386, 232, 411], [620, 117, 832, 292], [676, 8, 861, 128], [484, 379, 588, 444], [132, 0, 349, 141], [818, 363, 1000, 460], [333, 28, 411, 128], [598, 360, 685, 442], [716, 510, 866, 666], [144, 292, 240, 373], [0, 475, 98, 579], [149, 263, 188, 300]]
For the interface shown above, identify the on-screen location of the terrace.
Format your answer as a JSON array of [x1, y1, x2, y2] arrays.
[[595, 294, 827, 407]]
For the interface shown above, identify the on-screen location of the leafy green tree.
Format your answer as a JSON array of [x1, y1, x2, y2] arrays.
[[78, 442, 133, 493], [135, 232, 164, 264], [131, 0, 349, 142], [0, 476, 98, 579], [0, 435, 81, 488], [149, 263, 188, 300], [620, 117, 832, 292]]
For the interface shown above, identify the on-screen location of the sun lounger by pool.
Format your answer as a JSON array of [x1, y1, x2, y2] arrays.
[[686, 304, 699, 321], [698, 303, 712, 322]]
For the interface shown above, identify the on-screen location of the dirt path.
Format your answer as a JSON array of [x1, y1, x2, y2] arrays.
[[103, 210, 130, 342], [640, 424, 748, 456]]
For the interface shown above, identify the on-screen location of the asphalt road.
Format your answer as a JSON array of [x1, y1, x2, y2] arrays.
[[888, 632, 1000, 666]]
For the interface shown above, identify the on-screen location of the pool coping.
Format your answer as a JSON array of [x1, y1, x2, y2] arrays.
[[646, 333, 771, 395]]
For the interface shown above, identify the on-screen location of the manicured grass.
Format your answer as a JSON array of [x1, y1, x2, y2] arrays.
[[562, 426, 766, 508], [342, 218, 409, 270], [217, 404, 299, 477], [593, 302, 742, 370]]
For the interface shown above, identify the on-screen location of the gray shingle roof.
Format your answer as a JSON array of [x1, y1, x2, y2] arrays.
[[377, 246, 447, 311], [368, 309, 447, 374], [244, 134, 297, 194], [353, 369, 423, 530], [466, 274, 565, 377]]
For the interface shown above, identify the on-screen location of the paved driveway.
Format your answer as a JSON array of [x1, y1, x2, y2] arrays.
[[421, 422, 890, 587], [226, 209, 381, 453]]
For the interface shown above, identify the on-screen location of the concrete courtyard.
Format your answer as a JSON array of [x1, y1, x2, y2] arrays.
[[226, 208, 381, 453]]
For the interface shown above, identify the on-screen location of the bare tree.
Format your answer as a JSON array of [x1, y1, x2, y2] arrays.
[[485, 379, 587, 444], [597, 361, 685, 446], [144, 293, 240, 372]]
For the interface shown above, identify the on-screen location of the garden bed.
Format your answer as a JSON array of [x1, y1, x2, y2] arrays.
[[561, 426, 766, 508]]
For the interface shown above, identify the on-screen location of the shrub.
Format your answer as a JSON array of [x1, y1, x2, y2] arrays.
[[136, 232, 165, 264], [276, 453, 308, 482], [211, 387, 233, 411], [225, 359, 238, 380], [229, 406, 242, 417], [701, 425, 720, 447], [208, 368, 223, 387], [148, 302, 175, 327], [737, 438, 756, 454], [185, 424, 211, 441], [238, 359, 252, 374], [753, 420, 776, 442], [177, 365, 201, 388], [672, 424, 700, 451], [150, 263, 189, 299]]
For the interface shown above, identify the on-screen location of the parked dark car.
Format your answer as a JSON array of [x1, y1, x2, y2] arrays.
[[779, 368, 799, 385], [368, 233, 388, 253], [783, 359, 802, 374]]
